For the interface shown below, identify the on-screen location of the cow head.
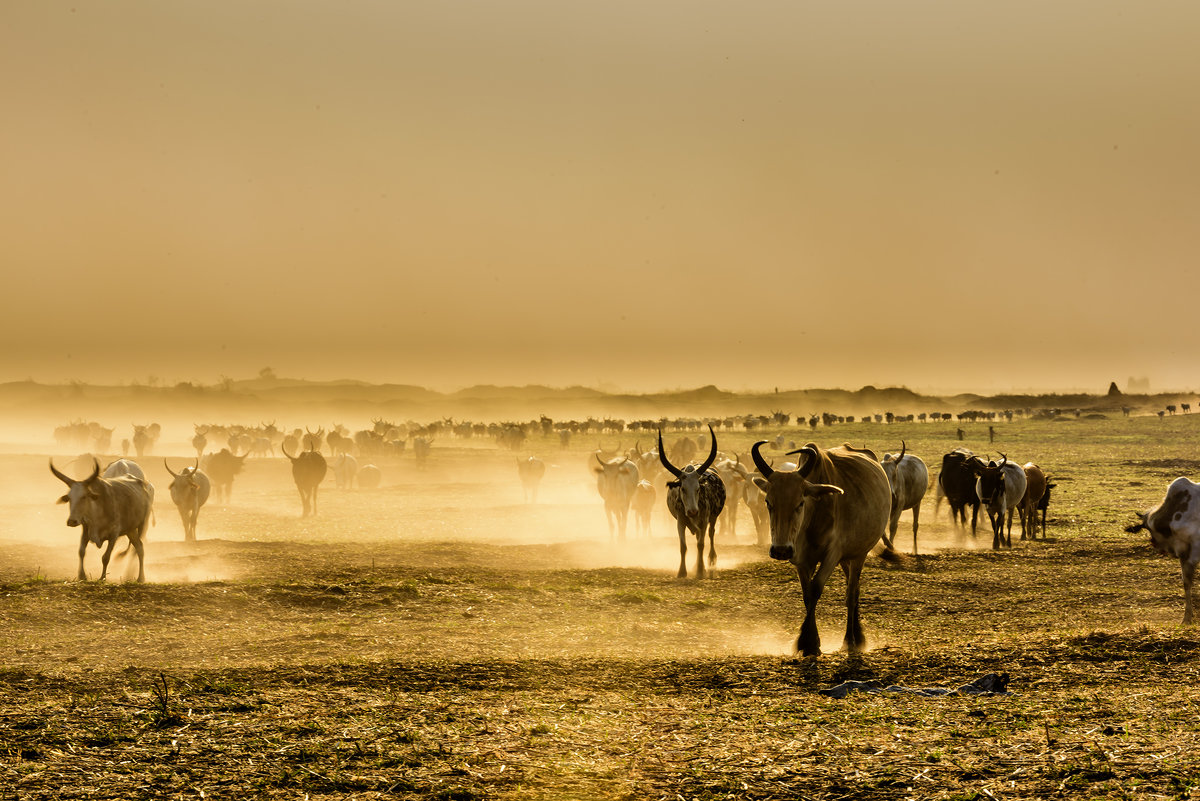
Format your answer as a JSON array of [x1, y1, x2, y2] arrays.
[[50, 457, 101, 528], [165, 458, 202, 500], [970, 455, 1008, 506], [750, 442, 843, 561], [658, 425, 717, 518]]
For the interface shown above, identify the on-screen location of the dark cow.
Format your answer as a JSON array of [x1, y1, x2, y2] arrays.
[[517, 456, 546, 504], [165, 459, 211, 543], [204, 448, 249, 503], [1018, 462, 1047, 541], [659, 425, 725, 578], [1126, 478, 1200, 624], [50, 457, 154, 582], [935, 448, 980, 531], [1037, 481, 1056, 535], [751, 441, 894, 656], [283, 444, 327, 517]]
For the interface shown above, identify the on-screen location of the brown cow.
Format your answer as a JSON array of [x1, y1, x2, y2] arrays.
[[751, 442, 895, 656]]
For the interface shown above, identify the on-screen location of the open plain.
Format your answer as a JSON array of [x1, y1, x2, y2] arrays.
[[4, 408, 1200, 800]]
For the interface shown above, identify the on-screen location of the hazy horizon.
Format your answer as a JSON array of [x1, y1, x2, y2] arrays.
[[6, 2, 1198, 395]]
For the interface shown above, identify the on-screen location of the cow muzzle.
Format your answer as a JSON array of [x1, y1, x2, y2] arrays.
[[769, 544, 793, 561], [66, 518, 81, 527]]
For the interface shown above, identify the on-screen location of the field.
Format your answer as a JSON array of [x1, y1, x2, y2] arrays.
[[4, 413, 1200, 799]]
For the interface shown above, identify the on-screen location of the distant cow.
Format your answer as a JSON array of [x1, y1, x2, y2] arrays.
[[283, 444, 327, 517], [880, 442, 929, 555], [204, 449, 249, 503], [332, 454, 359, 489], [165, 459, 211, 542], [935, 448, 980, 531], [1018, 463, 1048, 541], [971, 456, 1027, 549], [593, 452, 639, 541], [357, 463, 382, 489], [659, 426, 725, 578], [751, 441, 894, 656], [50, 457, 154, 582], [631, 479, 656, 537], [103, 458, 146, 481], [517, 456, 546, 504], [1126, 478, 1200, 623]]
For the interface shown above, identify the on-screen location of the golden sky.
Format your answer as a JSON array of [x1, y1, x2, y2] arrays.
[[4, 1, 1199, 393]]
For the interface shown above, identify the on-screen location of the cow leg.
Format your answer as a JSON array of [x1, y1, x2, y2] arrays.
[[797, 559, 839, 656], [313, 485, 320, 516], [694, 527, 706, 579], [676, 520, 689, 578], [885, 509, 899, 550], [1182, 558, 1196, 625], [841, 558, 867, 652], [77, 531, 89, 581], [131, 535, 146, 583], [1005, 509, 1015, 547], [911, 505, 920, 555], [706, 518, 718, 569], [99, 538, 117, 581]]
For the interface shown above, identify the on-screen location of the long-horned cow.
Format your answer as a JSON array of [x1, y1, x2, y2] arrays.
[[658, 425, 726, 578], [50, 457, 154, 582], [593, 451, 639, 541], [1126, 478, 1200, 624], [165, 459, 211, 543], [203, 448, 249, 503], [935, 448, 980, 530], [970, 455, 1027, 549], [283, 443, 327, 517], [880, 442, 929, 554], [751, 441, 894, 656]]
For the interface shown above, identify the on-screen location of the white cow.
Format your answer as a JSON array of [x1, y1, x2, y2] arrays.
[[332, 454, 359, 489], [880, 442, 929, 554], [593, 455, 639, 541], [1127, 477, 1200, 623], [165, 459, 211, 542], [971, 456, 1027, 549]]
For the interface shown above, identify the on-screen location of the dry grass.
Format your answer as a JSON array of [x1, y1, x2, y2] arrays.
[[5, 413, 1200, 798]]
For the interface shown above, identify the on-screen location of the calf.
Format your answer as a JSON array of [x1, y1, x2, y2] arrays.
[[1018, 463, 1047, 540], [1126, 478, 1200, 623], [50, 458, 154, 582], [630, 479, 656, 537], [517, 456, 546, 503]]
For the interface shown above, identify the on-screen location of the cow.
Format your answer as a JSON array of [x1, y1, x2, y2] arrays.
[[970, 455, 1027, 549], [283, 443, 327, 517], [517, 456, 546, 503], [593, 452, 640, 541], [1018, 462, 1047, 540], [1126, 478, 1200, 623], [103, 458, 146, 481], [50, 457, 154, 582], [934, 448, 980, 531], [332, 454, 359, 489], [658, 425, 725, 578], [750, 441, 894, 656], [413, 436, 433, 470], [203, 448, 249, 503], [713, 455, 745, 540], [357, 463, 382, 489], [880, 442, 929, 555], [192, 428, 208, 460], [1038, 481, 1056, 534], [165, 459, 211, 542], [631, 479, 656, 537]]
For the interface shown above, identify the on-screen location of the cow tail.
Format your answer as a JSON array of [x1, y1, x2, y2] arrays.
[[876, 544, 904, 565]]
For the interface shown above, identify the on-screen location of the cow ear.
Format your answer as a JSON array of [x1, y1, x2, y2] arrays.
[[667, 480, 680, 488], [804, 483, 844, 499], [752, 477, 769, 493], [57, 494, 69, 504]]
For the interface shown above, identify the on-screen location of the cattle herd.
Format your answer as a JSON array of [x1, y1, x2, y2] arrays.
[[43, 410, 1200, 654]]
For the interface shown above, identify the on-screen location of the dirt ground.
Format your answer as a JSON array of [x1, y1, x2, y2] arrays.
[[4, 416, 1200, 799]]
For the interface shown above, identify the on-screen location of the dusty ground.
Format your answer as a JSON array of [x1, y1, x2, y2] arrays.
[[3, 415, 1200, 799]]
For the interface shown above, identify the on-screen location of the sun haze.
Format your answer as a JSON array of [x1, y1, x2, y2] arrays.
[[4, 1, 1198, 393]]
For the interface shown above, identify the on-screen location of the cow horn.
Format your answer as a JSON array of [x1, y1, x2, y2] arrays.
[[696, 424, 718, 474], [86, 457, 100, 482], [897, 441, 906, 462], [164, 459, 180, 478], [998, 453, 1008, 468], [750, 441, 774, 478], [657, 430, 683, 478], [49, 459, 73, 486], [786, 445, 820, 478]]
